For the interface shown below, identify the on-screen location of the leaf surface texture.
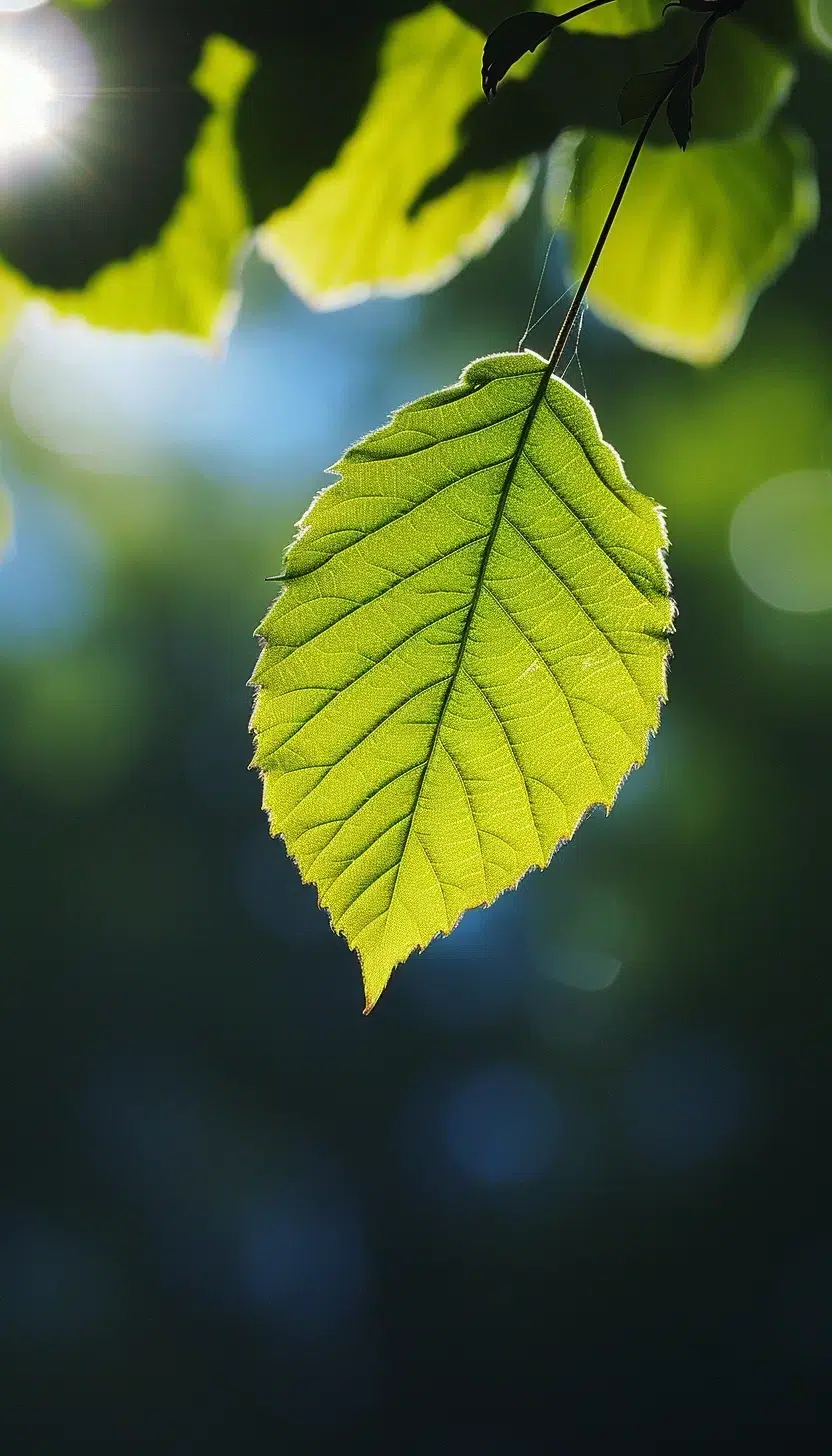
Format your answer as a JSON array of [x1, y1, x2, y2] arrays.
[[251, 352, 673, 1005]]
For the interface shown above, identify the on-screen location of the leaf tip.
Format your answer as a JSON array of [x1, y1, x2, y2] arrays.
[[359, 949, 396, 1014]]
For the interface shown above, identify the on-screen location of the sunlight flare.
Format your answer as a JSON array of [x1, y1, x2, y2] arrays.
[[0, 48, 54, 152]]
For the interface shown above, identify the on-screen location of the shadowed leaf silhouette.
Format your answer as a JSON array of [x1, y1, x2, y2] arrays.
[[250, 352, 673, 1008], [481, 12, 557, 98]]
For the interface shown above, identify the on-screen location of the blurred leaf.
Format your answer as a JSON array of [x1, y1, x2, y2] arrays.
[[257, 5, 535, 309], [554, 122, 819, 364], [0, 1, 207, 291], [691, 17, 796, 141], [419, 13, 793, 207], [0, 35, 254, 342], [797, 0, 832, 52], [616, 16, 792, 148], [235, 26, 386, 224], [250, 351, 672, 1006]]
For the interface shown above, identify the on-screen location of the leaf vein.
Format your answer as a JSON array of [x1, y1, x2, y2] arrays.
[[503, 516, 652, 710], [482, 583, 609, 782], [459, 665, 544, 855]]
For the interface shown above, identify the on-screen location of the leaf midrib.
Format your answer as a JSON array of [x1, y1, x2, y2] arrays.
[[378, 358, 557, 954]]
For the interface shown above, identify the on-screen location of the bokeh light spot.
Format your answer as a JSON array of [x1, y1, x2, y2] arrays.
[[550, 949, 622, 992], [442, 1064, 563, 1188], [236, 1192, 367, 1333], [730, 470, 832, 613]]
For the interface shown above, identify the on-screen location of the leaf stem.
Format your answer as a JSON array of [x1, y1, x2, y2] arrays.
[[553, 0, 620, 23], [546, 84, 672, 376]]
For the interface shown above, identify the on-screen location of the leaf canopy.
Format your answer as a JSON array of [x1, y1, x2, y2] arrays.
[[691, 17, 795, 142], [53, 35, 253, 338], [554, 122, 819, 364], [0, 34, 253, 343], [258, 5, 535, 309], [251, 352, 673, 1006]]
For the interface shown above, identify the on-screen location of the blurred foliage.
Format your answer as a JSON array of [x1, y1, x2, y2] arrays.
[[0, 0, 822, 360], [798, 0, 832, 51], [49, 36, 254, 339], [555, 121, 818, 362], [258, 6, 534, 307], [0, 31, 252, 340]]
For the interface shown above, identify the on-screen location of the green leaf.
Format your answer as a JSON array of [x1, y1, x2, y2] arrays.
[[554, 122, 819, 364], [0, 1, 207, 292], [235, 25, 385, 224], [250, 352, 672, 1007], [258, 5, 535, 308], [690, 17, 795, 142], [0, 34, 253, 342], [419, 13, 793, 208], [797, 0, 832, 52], [51, 34, 253, 338]]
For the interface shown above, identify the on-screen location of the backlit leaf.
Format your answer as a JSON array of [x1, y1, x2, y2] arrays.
[[691, 17, 795, 142], [48, 35, 254, 339], [251, 352, 673, 1007], [797, 0, 832, 53], [554, 122, 818, 364], [0, 34, 253, 343], [617, 20, 794, 147], [258, 5, 535, 309]]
